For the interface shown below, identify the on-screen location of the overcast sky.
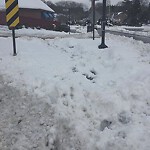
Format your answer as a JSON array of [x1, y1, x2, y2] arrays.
[[49, 0, 123, 7]]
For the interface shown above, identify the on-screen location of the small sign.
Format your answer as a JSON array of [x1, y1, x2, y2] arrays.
[[5, 0, 19, 28], [5, 0, 19, 56]]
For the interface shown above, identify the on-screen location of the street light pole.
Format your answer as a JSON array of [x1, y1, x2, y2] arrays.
[[92, 0, 95, 40], [69, 8, 71, 34], [98, 0, 108, 49]]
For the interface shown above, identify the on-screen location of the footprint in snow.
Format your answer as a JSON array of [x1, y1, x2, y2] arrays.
[[82, 70, 97, 82]]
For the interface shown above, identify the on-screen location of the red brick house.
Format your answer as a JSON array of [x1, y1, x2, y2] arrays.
[[0, 0, 60, 30]]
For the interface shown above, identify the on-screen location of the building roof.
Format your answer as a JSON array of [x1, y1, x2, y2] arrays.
[[0, 0, 54, 12]]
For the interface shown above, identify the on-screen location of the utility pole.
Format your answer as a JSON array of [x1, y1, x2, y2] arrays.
[[98, 0, 108, 49]]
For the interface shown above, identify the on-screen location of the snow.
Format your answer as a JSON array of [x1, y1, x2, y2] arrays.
[[0, 25, 70, 38], [0, 0, 54, 12], [0, 26, 150, 149], [0, 25, 98, 39]]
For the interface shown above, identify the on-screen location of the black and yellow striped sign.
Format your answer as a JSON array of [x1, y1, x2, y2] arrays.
[[5, 0, 19, 28]]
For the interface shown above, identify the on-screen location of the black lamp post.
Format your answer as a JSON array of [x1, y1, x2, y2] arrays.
[[68, 8, 71, 34], [92, 0, 95, 40], [98, 0, 108, 49]]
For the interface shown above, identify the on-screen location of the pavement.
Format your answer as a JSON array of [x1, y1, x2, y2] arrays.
[[97, 28, 150, 44]]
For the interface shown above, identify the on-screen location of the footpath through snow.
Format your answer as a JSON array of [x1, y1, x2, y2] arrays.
[[0, 32, 150, 150]]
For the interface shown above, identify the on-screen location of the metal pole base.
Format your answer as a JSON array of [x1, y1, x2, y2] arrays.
[[13, 53, 17, 56], [98, 43, 108, 49]]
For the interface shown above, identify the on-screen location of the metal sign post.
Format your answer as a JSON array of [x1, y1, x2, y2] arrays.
[[5, 0, 19, 56], [98, 0, 108, 49], [12, 28, 17, 56]]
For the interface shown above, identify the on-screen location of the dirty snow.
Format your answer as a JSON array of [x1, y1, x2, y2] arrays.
[[0, 26, 150, 150]]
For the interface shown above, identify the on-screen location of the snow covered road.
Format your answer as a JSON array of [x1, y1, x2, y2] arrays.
[[105, 30, 150, 43], [103, 25, 150, 43]]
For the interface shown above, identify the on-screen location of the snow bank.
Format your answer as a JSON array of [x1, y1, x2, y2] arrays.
[[0, 33, 150, 149]]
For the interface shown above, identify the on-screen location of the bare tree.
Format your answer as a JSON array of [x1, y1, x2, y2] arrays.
[[106, 0, 111, 6], [140, 0, 149, 6]]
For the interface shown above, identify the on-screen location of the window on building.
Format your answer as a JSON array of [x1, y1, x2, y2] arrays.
[[41, 11, 54, 20]]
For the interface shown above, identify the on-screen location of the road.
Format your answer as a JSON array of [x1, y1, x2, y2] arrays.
[[97, 28, 150, 44], [0, 28, 150, 43], [107, 30, 150, 43]]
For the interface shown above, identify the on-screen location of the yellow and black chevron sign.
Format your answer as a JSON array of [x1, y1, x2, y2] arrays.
[[5, 0, 19, 28]]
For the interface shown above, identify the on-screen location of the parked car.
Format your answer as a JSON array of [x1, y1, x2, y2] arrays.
[[55, 23, 70, 32]]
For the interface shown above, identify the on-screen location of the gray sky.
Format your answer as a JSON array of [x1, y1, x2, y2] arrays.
[[49, 0, 123, 7]]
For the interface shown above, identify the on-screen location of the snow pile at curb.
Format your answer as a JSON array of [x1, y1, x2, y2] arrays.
[[0, 34, 150, 149]]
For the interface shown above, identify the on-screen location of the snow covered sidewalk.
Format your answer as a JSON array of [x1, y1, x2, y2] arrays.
[[0, 34, 150, 150]]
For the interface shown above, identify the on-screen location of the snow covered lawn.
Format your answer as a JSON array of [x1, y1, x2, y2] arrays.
[[0, 25, 70, 39], [0, 25, 95, 39], [0, 34, 150, 150]]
